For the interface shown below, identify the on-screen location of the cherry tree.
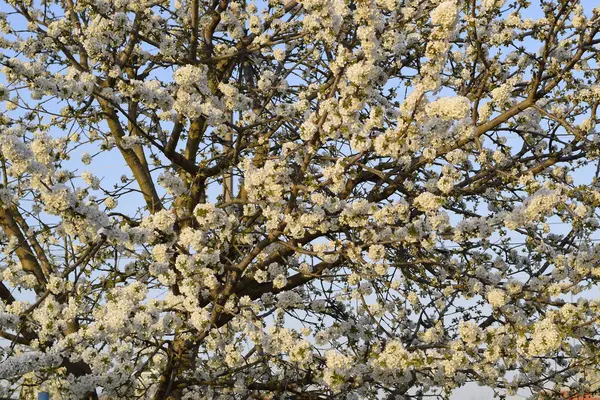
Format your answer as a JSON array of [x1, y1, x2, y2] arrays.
[[1, 0, 600, 398]]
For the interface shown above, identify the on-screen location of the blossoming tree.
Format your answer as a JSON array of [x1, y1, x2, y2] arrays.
[[1, 0, 600, 398]]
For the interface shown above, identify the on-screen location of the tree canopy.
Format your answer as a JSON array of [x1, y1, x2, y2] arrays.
[[1, 0, 600, 398]]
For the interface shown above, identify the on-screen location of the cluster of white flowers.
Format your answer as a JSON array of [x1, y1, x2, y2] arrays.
[[453, 216, 494, 242], [371, 340, 410, 372], [157, 171, 186, 195], [322, 350, 354, 392], [0, 351, 61, 380], [0, 311, 18, 329], [346, 60, 380, 87], [193, 203, 232, 232], [242, 159, 292, 204], [140, 209, 176, 235], [487, 288, 507, 309], [431, 1, 458, 27], [414, 192, 443, 212], [81, 171, 101, 190], [218, 82, 252, 111], [0, 128, 44, 176], [321, 159, 347, 193], [82, 13, 130, 60], [458, 321, 483, 344], [505, 188, 566, 229], [40, 184, 78, 214], [399, 0, 461, 134], [298, 0, 349, 44], [123, 79, 174, 110], [174, 65, 208, 90], [276, 291, 303, 308], [490, 76, 520, 107], [424, 96, 471, 121], [528, 317, 563, 356], [173, 65, 225, 121]]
